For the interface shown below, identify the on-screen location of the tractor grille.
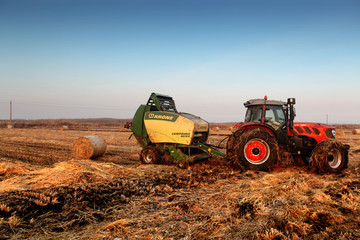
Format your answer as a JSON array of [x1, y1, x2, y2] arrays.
[[312, 128, 320, 135], [295, 126, 315, 135], [294, 125, 335, 139], [295, 126, 303, 134], [303, 127, 312, 134]]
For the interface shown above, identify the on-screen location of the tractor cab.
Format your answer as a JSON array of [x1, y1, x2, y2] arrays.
[[244, 98, 287, 130], [240, 96, 294, 145]]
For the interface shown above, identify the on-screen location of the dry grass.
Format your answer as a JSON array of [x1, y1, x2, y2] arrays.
[[29, 160, 129, 187], [0, 160, 130, 193], [0, 161, 35, 180], [0, 122, 359, 239]]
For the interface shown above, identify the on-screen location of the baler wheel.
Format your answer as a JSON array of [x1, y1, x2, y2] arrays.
[[140, 146, 162, 164], [310, 140, 348, 174], [227, 128, 279, 171]]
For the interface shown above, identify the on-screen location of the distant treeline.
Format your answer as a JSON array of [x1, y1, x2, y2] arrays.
[[0, 118, 132, 129], [0, 119, 358, 130]]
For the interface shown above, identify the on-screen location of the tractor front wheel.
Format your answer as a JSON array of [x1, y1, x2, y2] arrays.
[[140, 146, 162, 164], [227, 128, 279, 171], [310, 140, 348, 174]]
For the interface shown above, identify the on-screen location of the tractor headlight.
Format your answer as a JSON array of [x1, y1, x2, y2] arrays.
[[332, 129, 336, 137]]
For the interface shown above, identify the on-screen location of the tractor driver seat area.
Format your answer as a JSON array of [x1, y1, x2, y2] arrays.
[[245, 105, 286, 130]]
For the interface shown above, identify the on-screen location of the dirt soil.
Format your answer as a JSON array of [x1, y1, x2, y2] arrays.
[[0, 123, 359, 239]]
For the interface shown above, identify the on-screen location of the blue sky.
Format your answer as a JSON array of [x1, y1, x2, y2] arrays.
[[0, 0, 359, 123]]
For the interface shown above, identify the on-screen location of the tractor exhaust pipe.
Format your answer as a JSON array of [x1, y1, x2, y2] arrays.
[[287, 98, 296, 131]]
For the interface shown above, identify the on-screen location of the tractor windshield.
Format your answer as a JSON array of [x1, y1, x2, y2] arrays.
[[245, 105, 286, 128]]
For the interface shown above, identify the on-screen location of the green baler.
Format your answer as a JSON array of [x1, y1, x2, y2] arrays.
[[126, 93, 226, 165]]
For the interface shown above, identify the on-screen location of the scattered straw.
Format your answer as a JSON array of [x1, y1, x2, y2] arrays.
[[28, 159, 129, 187]]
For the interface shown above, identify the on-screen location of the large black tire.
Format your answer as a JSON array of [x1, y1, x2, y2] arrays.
[[227, 130, 244, 170], [310, 140, 348, 174], [227, 128, 279, 171], [140, 146, 162, 164]]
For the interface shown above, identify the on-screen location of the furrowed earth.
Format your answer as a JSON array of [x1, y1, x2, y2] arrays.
[[0, 120, 359, 239]]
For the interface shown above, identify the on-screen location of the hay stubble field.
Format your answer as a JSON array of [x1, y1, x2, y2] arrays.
[[0, 121, 359, 239]]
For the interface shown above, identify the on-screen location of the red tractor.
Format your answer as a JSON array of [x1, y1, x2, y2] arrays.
[[227, 96, 349, 173]]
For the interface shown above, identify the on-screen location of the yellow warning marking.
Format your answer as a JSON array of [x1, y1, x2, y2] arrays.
[[208, 148, 211, 152]]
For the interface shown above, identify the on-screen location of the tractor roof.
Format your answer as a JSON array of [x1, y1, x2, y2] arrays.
[[244, 99, 286, 107]]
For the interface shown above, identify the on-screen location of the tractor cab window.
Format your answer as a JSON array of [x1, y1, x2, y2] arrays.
[[265, 106, 286, 127], [245, 106, 262, 123], [245, 105, 285, 127]]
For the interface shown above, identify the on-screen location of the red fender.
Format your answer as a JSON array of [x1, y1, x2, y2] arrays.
[[234, 122, 276, 138]]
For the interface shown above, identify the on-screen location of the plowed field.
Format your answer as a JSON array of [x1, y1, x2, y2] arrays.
[[0, 124, 359, 239]]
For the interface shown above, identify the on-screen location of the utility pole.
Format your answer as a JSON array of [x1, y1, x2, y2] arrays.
[[326, 114, 328, 125], [8, 100, 13, 129], [10, 100, 12, 123]]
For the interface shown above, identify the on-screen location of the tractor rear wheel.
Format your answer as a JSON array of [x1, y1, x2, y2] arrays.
[[227, 128, 279, 171], [140, 146, 162, 164], [310, 140, 348, 174]]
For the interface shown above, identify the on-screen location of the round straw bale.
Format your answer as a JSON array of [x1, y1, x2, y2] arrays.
[[73, 136, 107, 159], [60, 125, 69, 131], [212, 126, 220, 132], [352, 129, 360, 135]]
